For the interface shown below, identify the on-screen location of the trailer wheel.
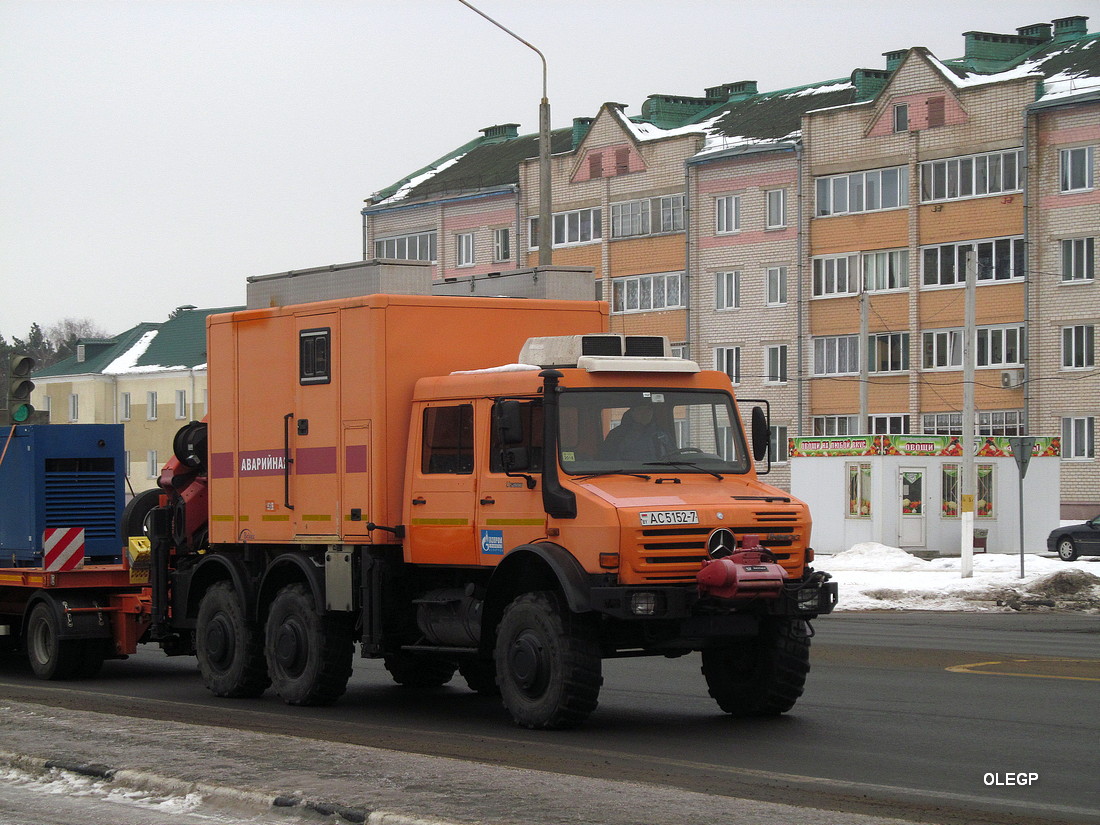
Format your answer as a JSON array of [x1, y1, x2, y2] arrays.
[[701, 617, 811, 716], [25, 602, 79, 680], [384, 653, 456, 688], [196, 582, 270, 698], [459, 659, 500, 696], [494, 591, 602, 729], [264, 583, 353, 706]]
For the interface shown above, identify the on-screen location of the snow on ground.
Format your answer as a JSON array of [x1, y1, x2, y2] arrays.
[[819, 543, 1100, 613]]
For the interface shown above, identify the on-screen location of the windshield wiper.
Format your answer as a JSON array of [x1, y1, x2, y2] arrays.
[[644, 460, 724, 480], [575, 470, 652, 481]]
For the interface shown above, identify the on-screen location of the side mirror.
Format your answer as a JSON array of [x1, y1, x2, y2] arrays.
[[503, 446, 531, 472], [495, 400, 525, 446], [751, 406, 769, 463]]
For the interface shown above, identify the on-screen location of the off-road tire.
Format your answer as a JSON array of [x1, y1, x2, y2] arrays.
[[384, 653, 457, 688], [494, 591, 602, 729], [701, 617, 811, 716], [1057, 537, 1080, 562], [196, 581, 270, 698], [265, 583, 353, 706]]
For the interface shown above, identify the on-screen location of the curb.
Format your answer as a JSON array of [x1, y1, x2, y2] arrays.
[[0, 749, 460, 825]]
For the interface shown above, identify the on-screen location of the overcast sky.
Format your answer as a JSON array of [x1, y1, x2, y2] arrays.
[[1, 1, 1090, 340]]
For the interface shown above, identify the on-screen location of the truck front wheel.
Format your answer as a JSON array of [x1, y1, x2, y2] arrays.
[[701, 617, 811, 716], [196, 582, 270, 698], [494, 591, 602, 729], [264, 583, 353, 706]]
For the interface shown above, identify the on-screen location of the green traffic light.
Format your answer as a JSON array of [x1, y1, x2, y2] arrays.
[[10, 403, 32, 424]]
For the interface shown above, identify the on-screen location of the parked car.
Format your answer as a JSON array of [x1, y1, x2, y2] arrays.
[[1047, 516, 1100, 561]]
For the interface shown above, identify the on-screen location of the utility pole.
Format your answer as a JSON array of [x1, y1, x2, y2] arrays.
[[960, 251, 977, 578]]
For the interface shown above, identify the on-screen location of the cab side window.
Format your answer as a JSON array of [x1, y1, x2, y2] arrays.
[[490, 401, 543, 472], [422, 405, 474, 474]]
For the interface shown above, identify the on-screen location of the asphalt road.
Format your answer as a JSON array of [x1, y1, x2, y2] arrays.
[[1, 611, 1097, 825]]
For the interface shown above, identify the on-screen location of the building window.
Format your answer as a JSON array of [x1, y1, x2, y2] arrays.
[[657, 195, 685, 233], [552, 208, 602, 246], [610, 272, 683, 314], [921, 237, 1025, 286], [814, 414, 860, 436], [1062, 416, 1095, 460], [893, 103, 909, 133], [1060, 146, 1095, 193], [1062, 325, 1095, 369], [869, 332, 910, 373], [766, 267, 787, 306], [812, 254, 858, 297], [175, 389, 187, 419], [146, 391, 158, 421], [922, 410, 1025, 436], [847, 462, 872, 518], [863, 249, 909, 291], [375, 231, 436, 262], [456, 232, 474, 267], [814, 335, 860, 376], [815, 166, 908, 216], [120, 392, 131, 421], [493, 228, 511, 263], [765, 189, 786, 229], [765, 345, 788, 384], [920, 150, 1022, 202], [299, 328, 331, 385], [715, 195, 741, 234], [147, 450, 159, 479], [715, 347, 741, 384], [68, 393, 79, 422], [769, 425, 789, 464], [1062, 238, 1095, 281], [868, 414, 910, 434], [976, 325, 1024, 368], [611, 196, 684, 238], [715, 271, 741, 310], [922, 329, 962, 370]]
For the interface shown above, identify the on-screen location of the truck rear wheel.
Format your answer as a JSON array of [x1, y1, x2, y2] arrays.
[[196, 581, 270, 698], [26, 602, 80, 680], [265, 583, 353, 706], [494, 591, 602, 729], [701, 617, 810, 716]]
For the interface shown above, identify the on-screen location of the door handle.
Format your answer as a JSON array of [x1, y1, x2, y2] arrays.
[[480, 497, 496, 506], [411, 497, 426, 506]]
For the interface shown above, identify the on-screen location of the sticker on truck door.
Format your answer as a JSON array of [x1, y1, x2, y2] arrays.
[[639, 510, 698, 526]]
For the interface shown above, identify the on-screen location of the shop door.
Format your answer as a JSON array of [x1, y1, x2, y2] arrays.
[[899, 468, 926, 548]]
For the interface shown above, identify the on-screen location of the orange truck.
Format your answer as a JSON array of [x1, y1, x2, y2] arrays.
[[137, 289, 835, 728]]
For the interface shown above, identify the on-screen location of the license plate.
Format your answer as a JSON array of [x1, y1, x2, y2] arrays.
[[639, 510, 698, 526]]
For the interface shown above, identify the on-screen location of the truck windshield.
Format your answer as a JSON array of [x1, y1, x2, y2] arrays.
[[557, 389, 750, 476]]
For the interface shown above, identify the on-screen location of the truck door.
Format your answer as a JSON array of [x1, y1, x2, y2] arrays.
[[291, 316, 341, 538], [476, 399, 546, 563], [406, 403, 478, 565]]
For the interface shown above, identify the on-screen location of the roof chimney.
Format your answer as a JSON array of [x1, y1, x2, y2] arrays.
[[1053, 16, 1089, 40], [480, 123, 520, 143]]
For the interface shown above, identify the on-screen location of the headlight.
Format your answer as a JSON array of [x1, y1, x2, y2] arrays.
[[630, 591, 658, 616]]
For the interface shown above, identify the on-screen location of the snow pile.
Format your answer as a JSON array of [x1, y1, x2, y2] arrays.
[[821, 543, 1100, 612]]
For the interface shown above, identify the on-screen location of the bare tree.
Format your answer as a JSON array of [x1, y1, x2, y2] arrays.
[[45, 318, 111, 364]]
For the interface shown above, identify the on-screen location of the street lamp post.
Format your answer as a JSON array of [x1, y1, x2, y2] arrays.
[[457, 1, 552, 265]]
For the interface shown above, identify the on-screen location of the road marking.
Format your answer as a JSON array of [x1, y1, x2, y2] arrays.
[[947, 658, 1100, 682]]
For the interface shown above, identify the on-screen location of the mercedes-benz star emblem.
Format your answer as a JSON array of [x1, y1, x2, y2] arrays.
[[707, 528, 737, 559]]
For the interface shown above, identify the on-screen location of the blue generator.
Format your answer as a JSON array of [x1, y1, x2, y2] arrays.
[[0, 424, 125, 566]]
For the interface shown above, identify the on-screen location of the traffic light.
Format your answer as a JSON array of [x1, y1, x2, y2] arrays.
[[6, 354, 37, 425]]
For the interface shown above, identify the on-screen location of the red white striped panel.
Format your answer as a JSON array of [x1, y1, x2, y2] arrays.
[[43, 527, 85, 571]]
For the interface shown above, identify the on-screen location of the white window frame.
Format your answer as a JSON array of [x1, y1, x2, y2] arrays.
[[1061, 238, 1095, 281], [769, 425, 789, 464], [1062, 324, 1095, 369], [456, 232, 474, 267], [714, 347, 741, 384], [551, 207, 602, 247], [869, 332, 910, 373], [175, 389, 187, 420], [919, 149, 1022, 202], [493, 228, 510, 263], [893, 103, 909, 133], [1060, 146, 1095, 193], [766, 267, 787, 306], [120, 391, 131, 421], [867, 414, 910, 434], [922, 328, 963, 370], [765, 189, 787, 229], [657, 194, 685, 233], [814, 414, 860, 436], [68, 393, 79, 423], [1062, 416, 1095, 460], [715, 271, 741, 310], [812, 254, 859, 297], [813, 335, 860, 376], [610, 272, 684, 314], [921, 236, 1025, 287], [815, 166, 908, 216], [715, 195, 741, 234], [863, 249, 909, 292], [375, 231, 437, 262], [976, 325, 1024, 368], [611, 199, 650, 238], [146, 391, 158, 421], [765, 344, 788, 384], [147, 450, 159, 479]]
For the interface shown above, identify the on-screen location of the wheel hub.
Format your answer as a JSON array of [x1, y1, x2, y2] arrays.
[[508, 631, 548, 694], [204, 615, 234, 668], [274, 619, 307, 675]]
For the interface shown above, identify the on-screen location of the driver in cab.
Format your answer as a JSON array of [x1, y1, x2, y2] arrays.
[[599, 405, 674, 461]]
